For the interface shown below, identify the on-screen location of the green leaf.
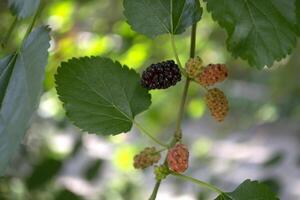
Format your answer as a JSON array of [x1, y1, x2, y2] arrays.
[[0, 26, 50, 176], [123, 0, 203, 38], [0, 55, 13, 74], [8, 0, 40, 19], [204, 0, 300, 68], [215, 180, 279, 200], [55, 57, 151, 136], [0, 54, 17, 107]]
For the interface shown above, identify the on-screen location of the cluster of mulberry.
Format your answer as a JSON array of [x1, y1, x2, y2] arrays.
[[185, 60, 229, 122], [167, 143, 189, 173], [133, 147, 161, 169], [205, 88, 229, 122], [196, 64, 228, 86], [141, 60, 181, 90], [136, 58, 230, 181]]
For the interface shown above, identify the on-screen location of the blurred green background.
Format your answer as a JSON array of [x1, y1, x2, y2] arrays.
[[1, 0, 300, 199]]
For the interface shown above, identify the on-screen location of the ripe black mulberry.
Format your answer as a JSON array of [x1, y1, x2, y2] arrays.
[[141, 60, 181, 90]]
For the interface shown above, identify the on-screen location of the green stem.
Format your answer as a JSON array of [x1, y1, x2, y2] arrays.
[[148, 181, 161, 200], [1, 17, 18, 48], [148, 23, 198, 200], [170, 172, 224, 195], [174, 77, 190, 141], [174, 23, 198, 142], [133, 121, 169, 148]]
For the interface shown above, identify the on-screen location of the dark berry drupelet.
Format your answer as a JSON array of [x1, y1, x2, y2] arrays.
[[141, 60, 181, 90]]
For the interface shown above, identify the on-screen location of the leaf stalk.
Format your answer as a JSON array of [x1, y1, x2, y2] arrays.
[[134, 121, 169, 148], [170, 172, 225, 195]]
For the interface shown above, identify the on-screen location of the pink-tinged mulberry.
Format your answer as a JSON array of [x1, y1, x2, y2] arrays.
[[196, 64, 228, 86], [167, 144, 189, 173]]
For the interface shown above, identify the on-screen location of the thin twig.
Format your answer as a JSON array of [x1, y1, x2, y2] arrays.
[[174, 78, 190, 141], [148, 181, 161, 200], [148, 23, 198, 200]]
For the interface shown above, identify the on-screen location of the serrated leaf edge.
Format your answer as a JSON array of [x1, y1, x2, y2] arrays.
[[55, 56, 152, 135], [204, 0, 299, 69]]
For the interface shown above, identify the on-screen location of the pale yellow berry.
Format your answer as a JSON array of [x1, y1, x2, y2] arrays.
[[205, 88, 229, 122], [185, 57, 203, 79]]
